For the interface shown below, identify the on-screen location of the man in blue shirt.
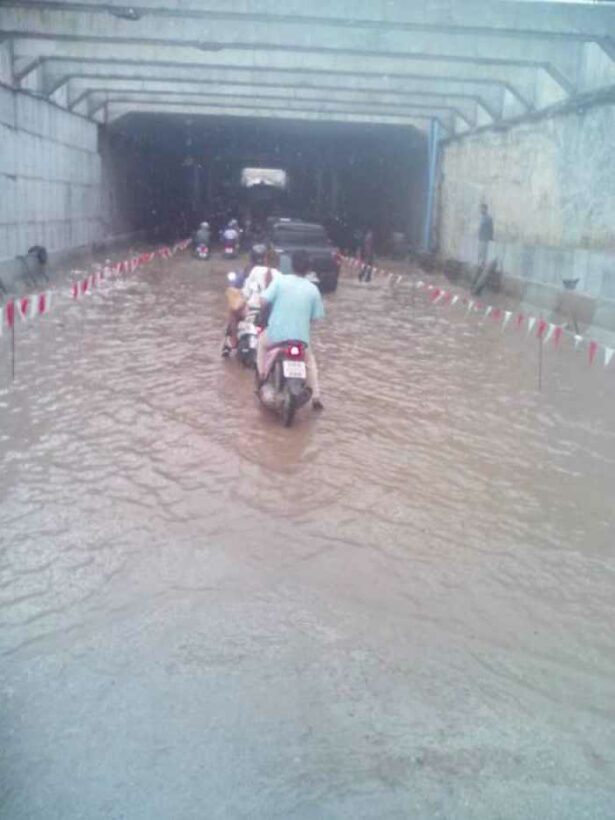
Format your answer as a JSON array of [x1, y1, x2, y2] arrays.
[[472, 203, 496, 295], [258, 249, 325, 411], [477, 203, 494, 268]]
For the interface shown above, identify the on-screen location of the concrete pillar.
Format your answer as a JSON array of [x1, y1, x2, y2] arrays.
[[330, 168, 339, 215], [535, 73, 568, 109], [72, 97, 89, 117], [454, 114, 471, 136], [191, 163, 201, 215], [206, 164, 214, 211], [502, 89, 526, 119], [315, 166, 324, 215], [581, 42, 615, 93], [476, 106, 494, 128], [0, 39, 14, 86], [423, 118, 441, 252], [19, 63, 43, 94], [66, 80, 86, 111], [50, 84, 69, 108]]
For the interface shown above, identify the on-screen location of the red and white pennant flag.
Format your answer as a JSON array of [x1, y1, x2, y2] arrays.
[[1, 291, 52, 334]]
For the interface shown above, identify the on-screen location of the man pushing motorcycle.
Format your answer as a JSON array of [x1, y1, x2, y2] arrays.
[[258, 249, 325, 412]]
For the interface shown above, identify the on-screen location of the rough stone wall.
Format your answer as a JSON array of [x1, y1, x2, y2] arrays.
[[438, 102, 615, 297], [440, 103, 615, 254], [0, 86, 108, 262]]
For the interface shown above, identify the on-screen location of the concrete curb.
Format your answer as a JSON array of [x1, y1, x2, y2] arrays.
[[439, 258, 615, 347], [0, 228, 156, 296]]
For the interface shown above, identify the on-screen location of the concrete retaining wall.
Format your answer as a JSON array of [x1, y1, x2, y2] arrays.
[[448, 234, 615, 300], [438, 101, 615, 299], [479, 267, 615, 346], [0, 84, 107, 264]]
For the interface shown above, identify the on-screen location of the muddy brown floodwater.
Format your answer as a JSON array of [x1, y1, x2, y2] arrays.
[[1, 252, 614, 819]]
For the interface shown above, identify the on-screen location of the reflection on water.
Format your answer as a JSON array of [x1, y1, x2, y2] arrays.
[[1, 254, 614, 819]]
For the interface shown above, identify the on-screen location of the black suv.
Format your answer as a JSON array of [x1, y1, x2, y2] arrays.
[[269, 220, 341, 293]]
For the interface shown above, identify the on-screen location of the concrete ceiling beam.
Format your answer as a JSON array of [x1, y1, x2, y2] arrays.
[[5, 0, 614, 43], [88, 90, 458, 130], [14, 41, 543, 111], [67, 78, 488, 125], [105, 101, 436, 131], [41, 61, 506, 117], [1, 6, 583, 94]]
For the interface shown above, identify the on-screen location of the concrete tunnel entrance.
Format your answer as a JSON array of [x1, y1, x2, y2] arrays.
[[101, 113, 428, 252], [1, 0, 614, 300], [2, 3, 615, 817]]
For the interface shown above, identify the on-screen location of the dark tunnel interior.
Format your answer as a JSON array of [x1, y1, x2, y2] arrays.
[[101, 114, 428, 251]]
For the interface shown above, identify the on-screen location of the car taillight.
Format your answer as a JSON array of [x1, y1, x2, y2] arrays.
[[287, 343, 304, 358]]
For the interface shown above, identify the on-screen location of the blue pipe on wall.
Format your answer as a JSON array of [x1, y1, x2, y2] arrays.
[[422, 117, 440, 252]]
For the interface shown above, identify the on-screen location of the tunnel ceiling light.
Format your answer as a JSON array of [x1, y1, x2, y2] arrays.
[[108, 7, 142, 21]]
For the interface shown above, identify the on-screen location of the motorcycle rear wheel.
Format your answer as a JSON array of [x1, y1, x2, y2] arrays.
[[282, 390, 296, 427]]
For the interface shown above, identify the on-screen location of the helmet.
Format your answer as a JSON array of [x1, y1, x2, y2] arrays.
[[249, 243, 267, 266], [229, 218, 239, 227], [200, 221, 209, 229]]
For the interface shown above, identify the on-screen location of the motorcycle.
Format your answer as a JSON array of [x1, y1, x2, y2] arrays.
[[223, 271, 250, 360], [257, 341, 312, 427], [236, 306, 259, 368], [194, 243, 210, 260], [222, 239, 239, 260]]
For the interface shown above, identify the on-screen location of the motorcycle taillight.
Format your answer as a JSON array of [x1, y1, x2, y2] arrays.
[[287, 343, 304, 359]]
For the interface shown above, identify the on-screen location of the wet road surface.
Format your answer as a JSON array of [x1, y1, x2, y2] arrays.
[[1, 252, 615, 819]]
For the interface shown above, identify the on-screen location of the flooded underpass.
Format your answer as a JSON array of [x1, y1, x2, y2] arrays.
[[1, 252, 615, 819]]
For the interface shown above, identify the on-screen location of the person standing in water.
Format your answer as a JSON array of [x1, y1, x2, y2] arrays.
[[359, 228, 375, 282]]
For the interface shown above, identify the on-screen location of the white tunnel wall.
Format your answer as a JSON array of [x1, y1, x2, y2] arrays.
[[0, 86, 107, 262]]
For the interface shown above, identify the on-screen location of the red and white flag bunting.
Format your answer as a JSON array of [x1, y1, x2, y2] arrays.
[[2, 290, 52, 334], [339, 255, 615, 370], [2, 239, 189, 337]]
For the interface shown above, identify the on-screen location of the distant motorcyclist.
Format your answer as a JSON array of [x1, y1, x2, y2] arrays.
[[192, 222, 211, 257], [221, 219, 240, 244], [193, 221, 210, 246], [359, 228, 375, 282]]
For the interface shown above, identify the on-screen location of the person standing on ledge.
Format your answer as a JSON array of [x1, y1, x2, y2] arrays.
[[471, 203, 495, 295], [477, 203, 494, 269]]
